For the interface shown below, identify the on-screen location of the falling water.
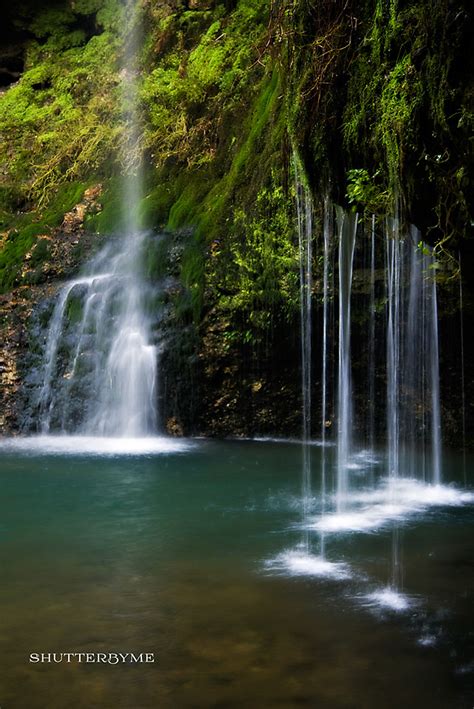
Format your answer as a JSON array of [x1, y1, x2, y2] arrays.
[[36, 0, 158, 438], [386, 216, 402, 597], [382, 220, 442, 599], [336, 208, 358, 511], [368, 214, 376, 452], [430, 264, 442, 485], [385, 215, 402, 479], [459, 252, 467, 483], [38, 276, 108, 433], [294, 157, 313, 550], [320, 197, 332, 557], [385, 225, 442, 483]]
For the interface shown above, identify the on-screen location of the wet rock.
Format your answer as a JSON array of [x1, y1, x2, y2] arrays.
[[166, 416, 184, 436]]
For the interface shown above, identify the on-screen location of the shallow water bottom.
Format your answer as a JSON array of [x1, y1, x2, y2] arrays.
[[0, 438, 473, 708]]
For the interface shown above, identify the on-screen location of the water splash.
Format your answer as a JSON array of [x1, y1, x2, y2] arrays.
[[312, 478, 473, 534], [0, 435, 191, 456], [265, 549, 351, 580], [364, 586, 412, 612]]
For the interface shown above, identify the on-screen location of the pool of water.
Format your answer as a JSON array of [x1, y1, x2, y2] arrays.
[[0, 438, 473, 708]]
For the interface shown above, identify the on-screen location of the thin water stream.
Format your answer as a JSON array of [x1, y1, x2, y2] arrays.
[[294, 156, 313, 552]]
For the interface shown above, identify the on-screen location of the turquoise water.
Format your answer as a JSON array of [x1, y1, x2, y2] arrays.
[[0, 438, 473, 708]]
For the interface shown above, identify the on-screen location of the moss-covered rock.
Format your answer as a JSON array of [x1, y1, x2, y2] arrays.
[[0, 0, 473, 442]]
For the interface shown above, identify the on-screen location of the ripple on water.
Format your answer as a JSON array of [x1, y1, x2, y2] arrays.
[[362, 587, 413, 612], [264, 550, 351, 580]]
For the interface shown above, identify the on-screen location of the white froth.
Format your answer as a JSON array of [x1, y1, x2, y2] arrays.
[[264, 550, 351, 580], [364, 587, 412, 612], [312, 478, 474, 534], [0, 435, 193, 456]]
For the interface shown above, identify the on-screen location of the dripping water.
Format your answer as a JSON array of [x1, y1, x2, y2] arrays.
[[368, 214, 376, 453], [294, 157, 313, 551], [336, 207, 358, 512], [320, 196, 332, 557], [385, 214, 402, 480], [430, 259, 442, 485], [459, 252, 467, 484]]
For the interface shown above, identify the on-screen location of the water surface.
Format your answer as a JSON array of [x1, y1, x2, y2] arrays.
[[0, 439, 473, 708]]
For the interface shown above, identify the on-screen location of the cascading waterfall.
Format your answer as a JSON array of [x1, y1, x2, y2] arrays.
[[294, 157, 313, 551], [336, 207, 358, 512], [35, 0, 158, 438], [38, 276, 107, 434]]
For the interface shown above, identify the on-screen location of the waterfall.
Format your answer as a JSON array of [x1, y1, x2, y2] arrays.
[[385, 215, 402, 479], [320, 197, 332, 557], [35, 0, 158, 438], [336, 208, 358, 511], [38, 276, 106, 434], [459, 252, 467, 483], [368, 214, 376, 452], [385, 225, 442, 483], [294, 157, 313, 550], [430, 265, 442, 485]]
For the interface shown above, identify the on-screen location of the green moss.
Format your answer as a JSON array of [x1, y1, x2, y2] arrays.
[[42, 182, 87, 226], [167, 175, 211, 230], [216, 180, 299, 316], [0, 1, 122, 214], [137, 183, 176, 229], [85, 178, 122, 234], [180, 238, 206, 320], [144, 233, 172, 281], [66, 294, 83, 324], [0, 180, 87, 292], [168, 69, 280, 231], [0, 224, 44, 292], [142, 0, 268, 168], [162, 67, 283, 322], [376, 54, 423, 187], [340, 0, 471, 240], [28, 238, 51, 268]]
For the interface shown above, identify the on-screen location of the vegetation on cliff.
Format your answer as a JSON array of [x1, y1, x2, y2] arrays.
[[0, 0, 472, 438]]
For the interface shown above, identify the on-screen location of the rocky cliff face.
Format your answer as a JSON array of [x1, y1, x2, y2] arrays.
[[0, 0, 473, 444]]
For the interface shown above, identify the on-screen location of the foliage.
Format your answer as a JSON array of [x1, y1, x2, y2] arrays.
[[215, 181, 299, 318], [0, 0, 471, 306], [341, 0, 472, 241], [0, 182, 86, 292], [0, 0, 122, 214], [142, 0, 269, 169], [346, 169, 389, 213]]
